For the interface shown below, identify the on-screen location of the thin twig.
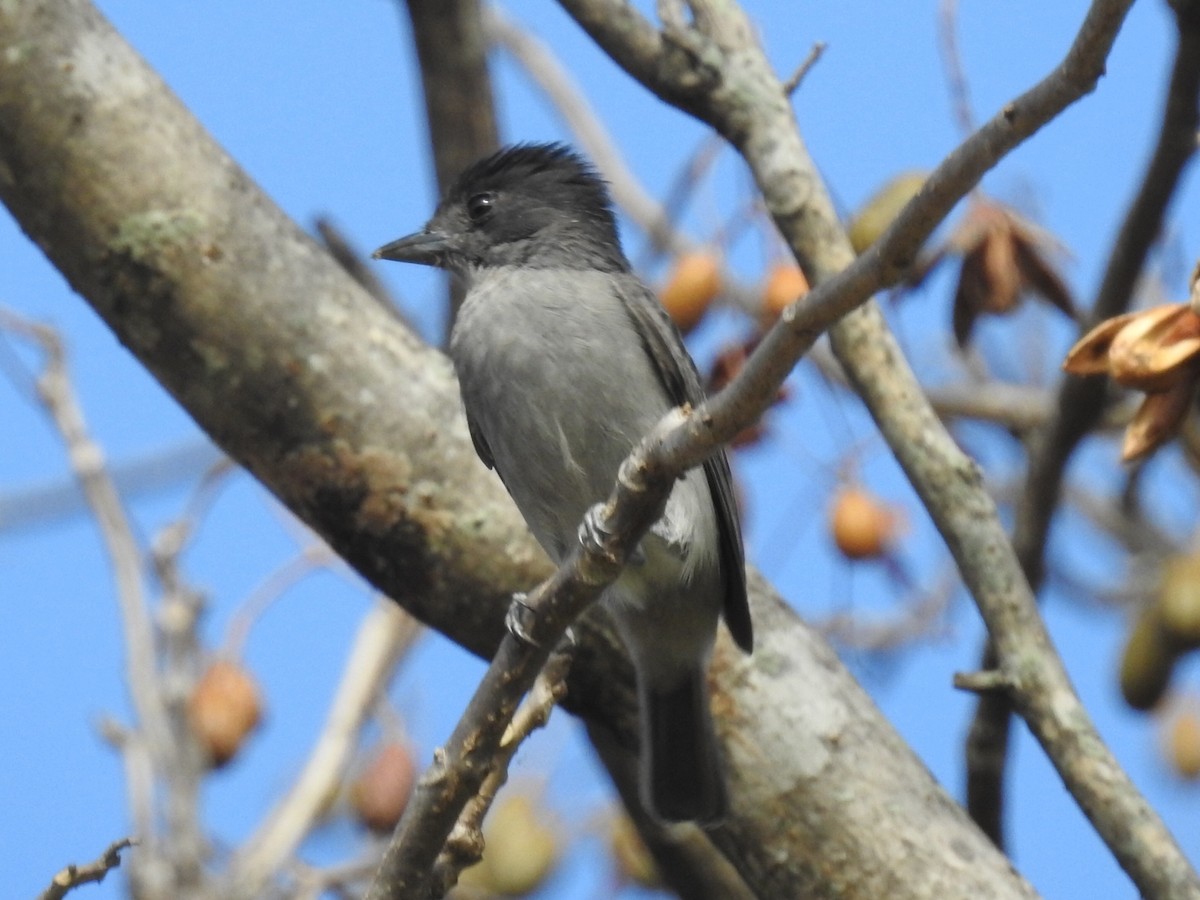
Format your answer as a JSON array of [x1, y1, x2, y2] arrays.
[[817, 569, 958, 651], [223, 543, 337, 658], [937, 0, 975, 137], [1, 311, 170, 849], [38, 838, 137, 900], [781, 41, 827, 96]]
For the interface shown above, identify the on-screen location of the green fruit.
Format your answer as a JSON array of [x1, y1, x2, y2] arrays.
[[1158, 553, 1200, 648], [847, 171, 927, 254], [1120, 606, 1178, 711]]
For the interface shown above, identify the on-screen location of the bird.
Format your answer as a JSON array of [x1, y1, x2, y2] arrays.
[[374, 143, 752, 824]]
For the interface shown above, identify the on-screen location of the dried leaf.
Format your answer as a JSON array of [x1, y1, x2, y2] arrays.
[[953, 251, 988, 346], [1122, 379, 1197, 462], [1014, 237, 1075, 318], [1109, 304, 1200, 391], [1063, 311, 1141, 375], [979, 230, 1023, 314]]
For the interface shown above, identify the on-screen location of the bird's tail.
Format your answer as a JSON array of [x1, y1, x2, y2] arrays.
[[640, 667, 728, 825]]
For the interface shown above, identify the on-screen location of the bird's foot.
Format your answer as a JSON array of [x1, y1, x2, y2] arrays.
[[579, 504, 645, 565], [504, 591, 539, 646]]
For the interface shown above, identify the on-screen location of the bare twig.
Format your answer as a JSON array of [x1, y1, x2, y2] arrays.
[[4, 315, 164, 732], [315, 217, 411, 326], [224, 543, 337, 658], [97, 720, 155, 859], [0, 311, 172, 855], [39, 838, 137, 900], [938, 0, 975, 136], [781, 41, 827, 96], [924, 379, 1058, 433], [817, 569, 958, 652], [0, 438, 224, 534]]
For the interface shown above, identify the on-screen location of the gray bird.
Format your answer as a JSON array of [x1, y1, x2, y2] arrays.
[[374, 143, 752, 824]]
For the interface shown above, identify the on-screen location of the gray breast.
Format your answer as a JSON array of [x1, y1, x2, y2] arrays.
[[450, 267, 674, 559]]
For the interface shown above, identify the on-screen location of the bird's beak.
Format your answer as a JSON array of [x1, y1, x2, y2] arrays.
[[372, 231, 452, 267]]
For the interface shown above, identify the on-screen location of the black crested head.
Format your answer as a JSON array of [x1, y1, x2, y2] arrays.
[[374, 143, 630, 275]]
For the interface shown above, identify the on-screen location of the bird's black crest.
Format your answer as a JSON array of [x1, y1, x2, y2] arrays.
[[451, 142, 603, 198], [448, 143, 619, 234]]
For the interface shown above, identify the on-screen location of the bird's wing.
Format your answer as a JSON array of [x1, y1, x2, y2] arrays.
[[614, 275, 753, 653], [466, 412, 497, 473]]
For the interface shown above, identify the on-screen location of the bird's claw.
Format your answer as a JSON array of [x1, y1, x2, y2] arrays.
[[505, 592, 541, 647], [579, 505, 644, 565]]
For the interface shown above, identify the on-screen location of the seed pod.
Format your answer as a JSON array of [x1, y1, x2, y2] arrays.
[[659, 252, 722, 333], [187, 659, 263, 767], [847, 171, 927, 254]]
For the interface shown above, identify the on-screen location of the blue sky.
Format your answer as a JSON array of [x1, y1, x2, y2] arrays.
[[3, 2, 1198, 898]]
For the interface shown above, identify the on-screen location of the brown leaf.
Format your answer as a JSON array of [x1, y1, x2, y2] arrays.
[[1122, 379, 1197, 462], [953, 251, 988, 346], [979, 230, 1023, 314], [1014, 237, 1075, 318], [1063, 310, 1141, 375], [1109, 304, 1200, 392]]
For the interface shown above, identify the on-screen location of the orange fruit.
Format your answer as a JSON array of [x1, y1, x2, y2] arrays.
[[829, 486, 896, 560], [660, 252, 722, 332], [762, 263, 809, 321], [1167, 707, 1200, 779], [187, 659, 263, 767]]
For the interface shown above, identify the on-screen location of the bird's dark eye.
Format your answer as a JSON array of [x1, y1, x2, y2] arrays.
[[467, 192, 496, 223]]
